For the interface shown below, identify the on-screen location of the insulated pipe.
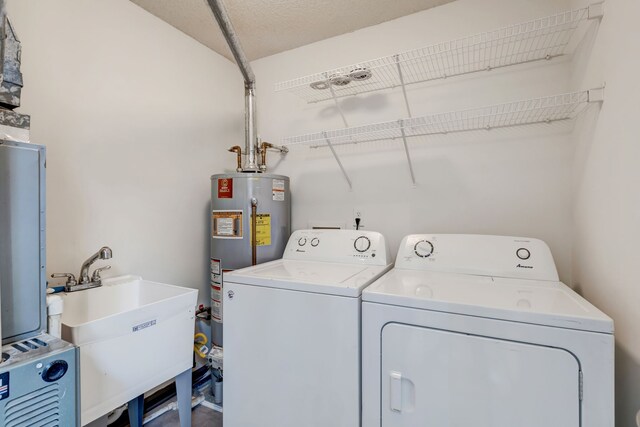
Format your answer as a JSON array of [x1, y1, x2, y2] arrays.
[[206, 0, 254, 84], [259, 142, 273, 170], [244, 86, 258, 171], [206, 0, 259, 172]]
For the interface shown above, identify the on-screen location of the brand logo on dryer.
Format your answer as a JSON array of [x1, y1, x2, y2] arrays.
[[516, 264, 533, 269]]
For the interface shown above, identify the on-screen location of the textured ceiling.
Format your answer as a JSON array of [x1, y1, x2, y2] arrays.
[[130, 0, 456, 61]]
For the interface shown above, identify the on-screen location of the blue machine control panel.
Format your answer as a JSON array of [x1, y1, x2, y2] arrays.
[[0, 333, 78, 425]]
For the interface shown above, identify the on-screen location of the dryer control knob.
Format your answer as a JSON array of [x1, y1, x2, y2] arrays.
[[414, 240, 434, 258], [354, 236, 371, 252], [298, 237, 307, 246]]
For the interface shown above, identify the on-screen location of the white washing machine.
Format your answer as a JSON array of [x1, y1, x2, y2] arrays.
[[362, 234, 614, 427], [223, 229, 392, 427]]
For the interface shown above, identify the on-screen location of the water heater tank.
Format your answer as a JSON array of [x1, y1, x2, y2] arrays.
[[210, 173, 291, 346]]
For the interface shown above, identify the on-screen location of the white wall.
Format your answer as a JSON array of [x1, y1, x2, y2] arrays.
[[252, 0, 575, 281], [6, 0, 244, 303], [570, 0, 640, 424]]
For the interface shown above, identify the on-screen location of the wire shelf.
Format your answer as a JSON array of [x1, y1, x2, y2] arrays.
[[282, 90, 595, 148], [275, 5, 601, 104], [282, 89, 602, 189]]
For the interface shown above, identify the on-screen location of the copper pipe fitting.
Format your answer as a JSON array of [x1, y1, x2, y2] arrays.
[[260, 142, 274, 169], [228, 146, 242, 171]]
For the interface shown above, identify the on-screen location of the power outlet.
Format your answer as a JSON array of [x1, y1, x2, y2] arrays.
[[353, 207, 364, 229]]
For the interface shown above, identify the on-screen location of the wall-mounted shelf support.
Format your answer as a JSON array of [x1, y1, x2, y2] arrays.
[[399, 121, 416, 186], [323, 132, 352, 190], [587, 86, 605, 103], [328, 81, 349, 128], [588, 2, 605, 19], [395, 55, 413, 118]]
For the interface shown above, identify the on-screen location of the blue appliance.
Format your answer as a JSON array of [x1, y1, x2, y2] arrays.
[[0, 140, 79, 426], [0, 334, 78, 426]]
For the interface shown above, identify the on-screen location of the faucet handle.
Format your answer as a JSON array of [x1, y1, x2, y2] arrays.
[[51, 273, 77, 286], [91, 265, 111, 282]]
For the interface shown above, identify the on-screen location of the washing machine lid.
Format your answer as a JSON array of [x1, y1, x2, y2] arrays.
[[363, 269, 613, 333], [225, 259, 392, 297]]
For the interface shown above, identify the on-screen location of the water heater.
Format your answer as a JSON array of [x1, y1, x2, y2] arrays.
[[210, 173, 290, 346]]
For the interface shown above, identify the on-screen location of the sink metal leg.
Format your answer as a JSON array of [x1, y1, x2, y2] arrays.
[[176, 368, 192, 427], [128, 394, 144, 427]]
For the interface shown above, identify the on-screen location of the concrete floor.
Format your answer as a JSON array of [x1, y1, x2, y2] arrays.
[[145, 404, 221, 427]]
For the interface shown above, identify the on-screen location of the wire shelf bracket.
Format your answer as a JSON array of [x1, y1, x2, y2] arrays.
[[283, 88, 603, 188], [399, 121, 417, 187], [395, 55, 413, 118], [323, 132, 353, 190], [275, 3, 604, 104], [328, 84, 349, 128]]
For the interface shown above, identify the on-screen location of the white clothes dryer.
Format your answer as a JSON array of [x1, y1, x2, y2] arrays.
[[362, 234, 614, 427], [223, 229, 392, 427]]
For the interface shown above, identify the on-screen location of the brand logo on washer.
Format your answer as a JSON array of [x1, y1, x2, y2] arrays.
[[516, 264, 533, 269], [132, 319, 156, 332]]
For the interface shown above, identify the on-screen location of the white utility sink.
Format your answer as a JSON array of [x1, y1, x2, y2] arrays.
[[61, 275, 198, 425]]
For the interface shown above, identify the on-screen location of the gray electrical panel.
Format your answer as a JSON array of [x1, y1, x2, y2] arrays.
[[0, 141, 46, 344]]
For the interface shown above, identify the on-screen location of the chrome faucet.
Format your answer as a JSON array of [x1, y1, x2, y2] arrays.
[[51, 246, 113, 292], [79, 246, 112, 284]]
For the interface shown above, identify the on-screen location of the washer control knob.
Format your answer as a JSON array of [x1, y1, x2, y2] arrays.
[[354, 236, 371, 253], [311, 238, 319, 247], [298, 237, 307, 246], [516, 248, 531, 260], [414, 240, 434, 258]]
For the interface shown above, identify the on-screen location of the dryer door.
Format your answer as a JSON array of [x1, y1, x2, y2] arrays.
[[381, 323, 580, 427]]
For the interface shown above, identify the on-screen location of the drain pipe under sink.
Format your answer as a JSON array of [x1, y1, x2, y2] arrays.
[[46, 294, 64, 338]]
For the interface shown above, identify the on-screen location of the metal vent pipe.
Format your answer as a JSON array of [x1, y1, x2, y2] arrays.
[[206, 0, 259, 172]]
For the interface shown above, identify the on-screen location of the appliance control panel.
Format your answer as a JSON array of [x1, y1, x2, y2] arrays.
[[395, 234, 559, 281], [1, 333, 75, 367], [284, 230, 390, 266]]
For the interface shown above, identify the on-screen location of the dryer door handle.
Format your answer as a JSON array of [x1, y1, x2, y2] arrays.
[[390, 371, 403, 412]]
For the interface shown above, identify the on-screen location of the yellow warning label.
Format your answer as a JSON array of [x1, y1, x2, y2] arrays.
[[252, 213, 271, 246]]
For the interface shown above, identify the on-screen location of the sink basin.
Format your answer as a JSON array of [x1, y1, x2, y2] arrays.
[[61, 275, 198, 425]]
